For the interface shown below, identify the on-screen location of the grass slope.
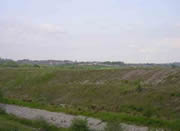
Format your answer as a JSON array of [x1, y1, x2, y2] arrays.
[[0, 67, 180, 129]]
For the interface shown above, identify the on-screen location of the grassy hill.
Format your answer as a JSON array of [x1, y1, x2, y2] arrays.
[[0, 66, 180, 129]]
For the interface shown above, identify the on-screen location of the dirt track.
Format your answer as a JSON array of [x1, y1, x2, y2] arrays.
[[0, 103, 162, 131]]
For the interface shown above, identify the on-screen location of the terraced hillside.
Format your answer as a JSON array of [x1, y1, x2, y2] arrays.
[[0, 67, 180, 129]]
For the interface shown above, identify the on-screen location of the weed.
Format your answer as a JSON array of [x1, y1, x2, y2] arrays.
[[0, 67, 180, 130], [136, 83, 143, 92], [0, 88, 3, 98], [70, 118, 90, 131], [105, 122, 123, 131]]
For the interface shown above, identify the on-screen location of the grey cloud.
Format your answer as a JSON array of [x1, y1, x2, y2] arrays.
[[0, 22, 67, 46]]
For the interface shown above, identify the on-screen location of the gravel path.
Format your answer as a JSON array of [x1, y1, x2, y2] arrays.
[[0, 103, 161, 131]]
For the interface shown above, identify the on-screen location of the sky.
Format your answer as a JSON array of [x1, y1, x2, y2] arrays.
[[0, 0, 180, 63]]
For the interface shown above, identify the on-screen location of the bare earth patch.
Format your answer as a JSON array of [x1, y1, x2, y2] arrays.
[[0, 103, 163, 131]]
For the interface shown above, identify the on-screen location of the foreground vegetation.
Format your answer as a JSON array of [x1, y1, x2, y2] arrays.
[[0, 108, 68, 131], [0, 107, 123, 131], [0, 98, 179, 130], [0, 108, 94, 131], [0, 66, 180, 130]]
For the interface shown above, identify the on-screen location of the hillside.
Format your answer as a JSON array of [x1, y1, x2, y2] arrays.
[[0, 67, 180, 129]]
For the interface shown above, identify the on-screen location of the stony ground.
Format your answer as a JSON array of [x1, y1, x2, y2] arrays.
[[0, 103, 163, 131]]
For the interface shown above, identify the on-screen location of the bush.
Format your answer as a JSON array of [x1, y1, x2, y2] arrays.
[[136, 83, 143, 92], [70, 118, 90, 131], [35, 117, 60, 131], [0, 61, 19, 67], [143, 109, 153, 118], [105, 122, 123, 131], [0, 109, 6, 115]]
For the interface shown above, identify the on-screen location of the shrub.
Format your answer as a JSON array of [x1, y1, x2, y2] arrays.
[[36, 117, 59, 131], [0, 109, 6, 115], [70, 118, 90, 131], [105, 122, 123, 131], [143, 109, 153, 118], [170, 92, 180, 97], [136, 83, 143, 92]]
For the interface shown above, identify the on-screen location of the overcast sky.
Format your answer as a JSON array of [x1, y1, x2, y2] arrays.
[[0, 0, 180, 63]]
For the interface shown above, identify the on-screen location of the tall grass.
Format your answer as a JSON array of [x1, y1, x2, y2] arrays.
[[0, 108, 67, 131], [70, 118, 90, 131], [104, 122, 123, 131], [1, 98, 180, 130], [0, 67, 180, 130]]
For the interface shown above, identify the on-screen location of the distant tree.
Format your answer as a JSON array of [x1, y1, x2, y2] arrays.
[[103, 61, 111, 64], [171, 64, 177, 68], [111, 61, 124, 65], [102, 61, 124, 65], [1, 61, 19, 67]]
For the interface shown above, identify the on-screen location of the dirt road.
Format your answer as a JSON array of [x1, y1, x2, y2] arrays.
[[0, 103, 161, 131]]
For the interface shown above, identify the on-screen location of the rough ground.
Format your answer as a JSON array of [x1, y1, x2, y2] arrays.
[[0, 103, 162, 131]]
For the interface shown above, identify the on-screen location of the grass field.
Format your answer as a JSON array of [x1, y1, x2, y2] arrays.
[[0, 66, 180, 130]]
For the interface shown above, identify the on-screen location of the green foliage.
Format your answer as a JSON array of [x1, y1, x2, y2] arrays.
[[0, 67, 180, 130], [171, 64, 177, 69], [105, 122, 123, 131], [33, 64, 40, 68], [0, 108, 6, 115], [70, 118, 90, 131], [170, 92, 180, 97], [0, 108, 67, 131], [0, 109, 35, 131], [0, 88, 3, 98], [0, 60, 19, 68], [135, 81, 143, 92], [1, 98, 180, 130], [36, 118, 61, 131], [102, 61, 125, 66], [143, 109, 153, 118]]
